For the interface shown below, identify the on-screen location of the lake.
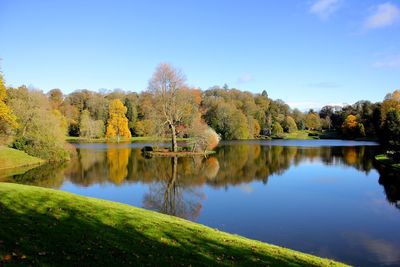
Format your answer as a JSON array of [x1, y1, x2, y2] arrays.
[[1, 140, 400, 267]]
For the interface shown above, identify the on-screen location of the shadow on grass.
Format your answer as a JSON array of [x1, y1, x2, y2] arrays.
[[0, 188, 334, 267]]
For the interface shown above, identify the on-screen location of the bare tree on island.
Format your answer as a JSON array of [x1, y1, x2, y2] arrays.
[[148, 63, 191, 152], [147, 63, 220, 154]]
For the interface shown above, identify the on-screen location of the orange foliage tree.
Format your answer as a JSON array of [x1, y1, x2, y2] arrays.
[[342, 115, 365, 139], [106, 99, 131, 141]]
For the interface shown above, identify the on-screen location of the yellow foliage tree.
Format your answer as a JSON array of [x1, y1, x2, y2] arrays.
[[106, 99, 131, 141], [0, 74, 18, 130]]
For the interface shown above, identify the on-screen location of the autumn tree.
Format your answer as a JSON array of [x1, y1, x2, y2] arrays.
[[189, 115, 220, 152], [47, 88, 64, 110], [341, 115, 365, 139], [147, 63, 200, 152], [106, 99, 131, 141], [0, 73, 18, 135]]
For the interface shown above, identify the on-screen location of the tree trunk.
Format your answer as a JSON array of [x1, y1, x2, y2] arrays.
[[170, 124, 178, 152]]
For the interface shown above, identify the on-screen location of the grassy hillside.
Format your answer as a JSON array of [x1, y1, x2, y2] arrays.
[[0, 146, 44, 170], [0, 183, 349, 266]]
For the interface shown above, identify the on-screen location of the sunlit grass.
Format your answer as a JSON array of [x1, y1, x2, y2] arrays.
[[0, 146, 44, 170], [0, 183, 349, 266], [375, 154, 400, 170]]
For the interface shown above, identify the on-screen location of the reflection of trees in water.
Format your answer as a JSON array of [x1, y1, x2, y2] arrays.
[[107, 147, 131, 184], [7, 142, 398, 213], [65, 148, 109, 186], [378, 170, 400, 210], [142, 157, 204, 220], [6, 162, 67, 188], [7, 144, 380, 189], [208, 145, 296, 187], [292, 146, 377, 173]]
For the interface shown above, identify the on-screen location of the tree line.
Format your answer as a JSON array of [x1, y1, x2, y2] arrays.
[[1, 63, 399, 161]]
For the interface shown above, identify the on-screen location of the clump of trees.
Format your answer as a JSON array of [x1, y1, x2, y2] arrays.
[[7, 86, 69, 161], [379, 90, 400, 159], [1, 63, 399, 160]]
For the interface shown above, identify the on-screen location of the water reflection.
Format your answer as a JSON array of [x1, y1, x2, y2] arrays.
[[143, 157, 205, 220], [2, 143, 396, 209], [378, 171, 400, 209], [2, 141, 400, 267]]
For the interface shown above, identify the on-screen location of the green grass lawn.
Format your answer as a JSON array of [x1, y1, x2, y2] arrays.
[[272, 130, 322, 140], [375, 154, 400, 170], [282, 131, 317, 140], [0, 183, 349, 266], [0, 146, 44, 170]]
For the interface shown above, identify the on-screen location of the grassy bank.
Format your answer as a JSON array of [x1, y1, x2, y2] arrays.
[[375, 154, 400, 171], [270, 130, 324, 140], [281, 130, 319, 140], [0, 183, 348, 266], [0, 146, 44, 170]]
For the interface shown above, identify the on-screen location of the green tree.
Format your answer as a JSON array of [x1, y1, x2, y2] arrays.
[[382, 109, 400, 149], [283, 116, 297, 133], [305, 112, 321, 130], [8, 86, 68, 160], [272, 122, 284, 136], [124, 93, 138, 134], [79, 110, 104, 139], [380, 90, 400, 124]]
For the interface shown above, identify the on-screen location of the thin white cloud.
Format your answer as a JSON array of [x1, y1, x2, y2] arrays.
[[364, 2, 400, 29], [373, 54, 400, 69], [287, 101, 345, 111], [306, 82, 341, 88], [237, 73, 253, 84], [309, 0, 342, 20]]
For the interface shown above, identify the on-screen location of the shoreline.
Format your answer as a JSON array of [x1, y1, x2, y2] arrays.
[[0, 183, 349, 266], [375, 154, 400, 171]]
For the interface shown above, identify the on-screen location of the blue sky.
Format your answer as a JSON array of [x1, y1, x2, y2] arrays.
[[0, 0, 399, 110]]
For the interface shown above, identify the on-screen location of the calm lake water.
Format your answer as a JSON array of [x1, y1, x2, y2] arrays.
[[2, 140, 400, 267]]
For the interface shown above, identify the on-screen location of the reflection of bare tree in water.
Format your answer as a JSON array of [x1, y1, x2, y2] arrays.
[[143, 157, 204, 221]]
